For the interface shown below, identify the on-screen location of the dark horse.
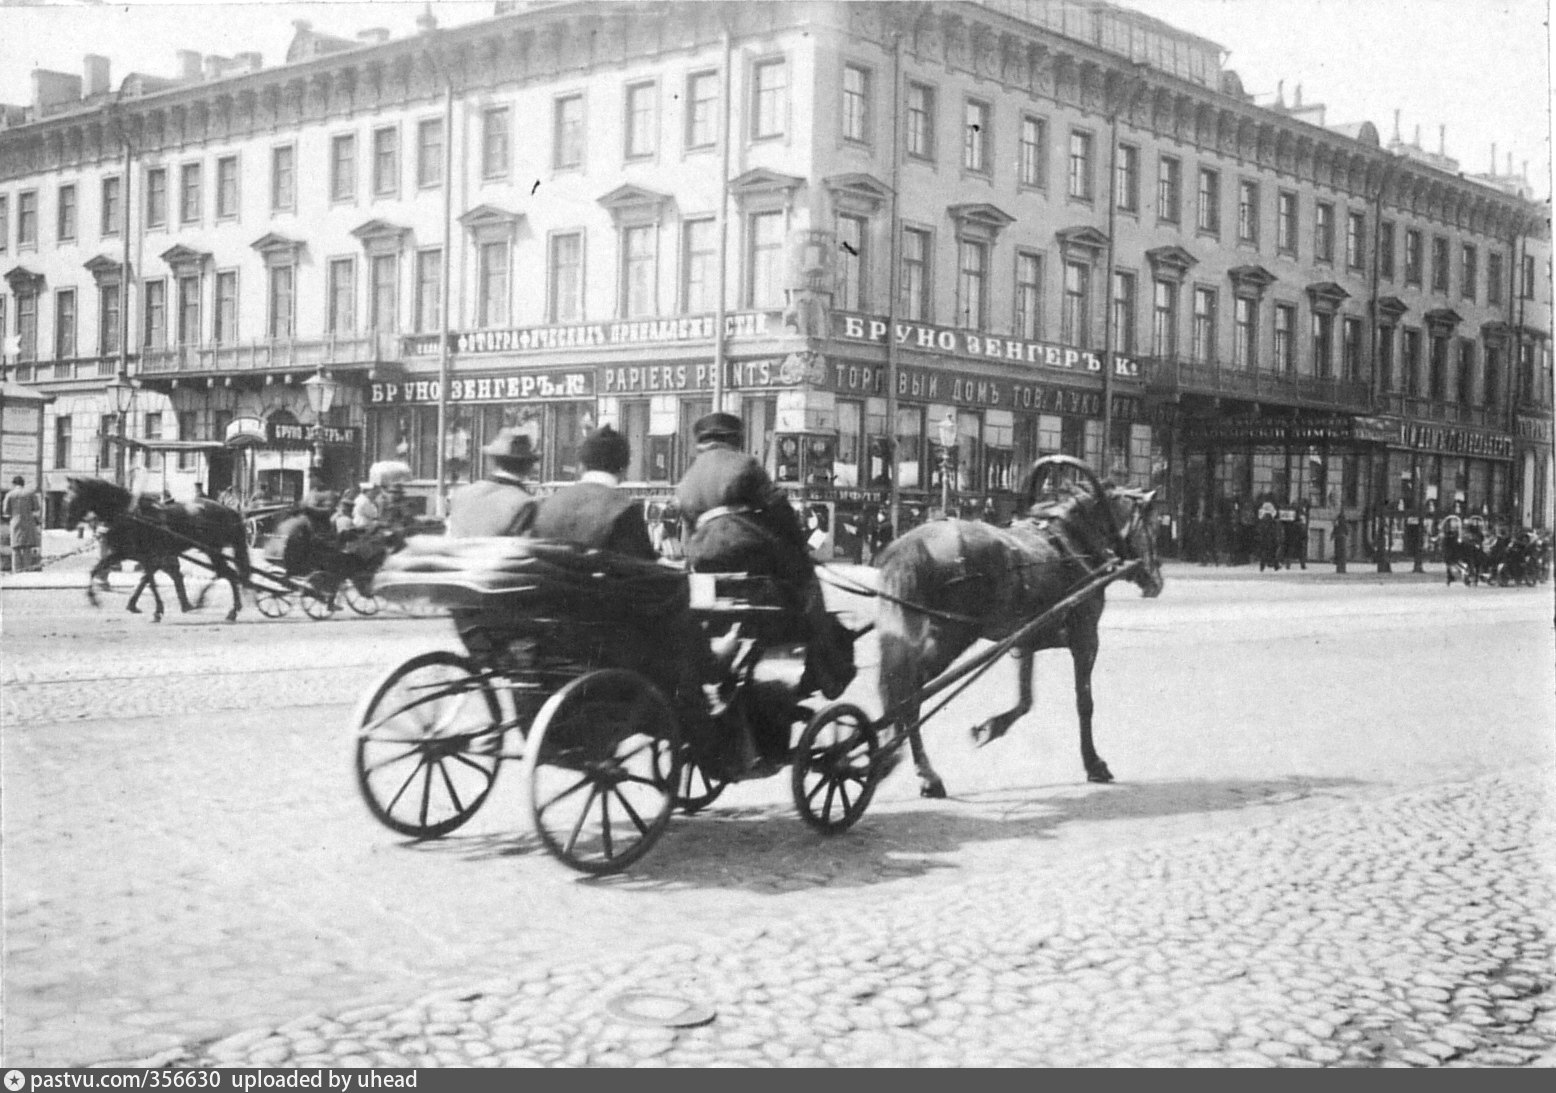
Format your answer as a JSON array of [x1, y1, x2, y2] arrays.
[[873, 456, 1164, 798], [65, 477, 251, 621]]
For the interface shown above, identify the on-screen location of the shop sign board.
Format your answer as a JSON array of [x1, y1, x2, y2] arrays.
[[223, 416, 267, 445], [822, 357, 1108, 418], [1515, 415, 1553, 444], [416, 311, 778, 357], [1398, 422, 1514, 458], [601, 357, 800, 394], [267, 422, 363, 447], [833, 312, 1140, 378], [369, 371, 595, 405]]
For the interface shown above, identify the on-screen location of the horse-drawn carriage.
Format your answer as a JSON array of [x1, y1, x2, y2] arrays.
[[253, 513, 393, 620], [351, 456, 1166, 874]]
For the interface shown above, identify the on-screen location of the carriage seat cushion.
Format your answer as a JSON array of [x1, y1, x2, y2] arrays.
[[374, 536, 689, 620]]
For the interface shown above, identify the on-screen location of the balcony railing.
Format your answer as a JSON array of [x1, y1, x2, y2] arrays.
[[1142, 357, 1372, 408], [138, 332, 402, 376], [8, 356, 128, 383], [1375, 393, 1504, 428]]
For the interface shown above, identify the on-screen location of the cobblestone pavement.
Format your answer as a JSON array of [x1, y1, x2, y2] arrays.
[[135, 769, 1556, 1068], [3, 572, 1553, 1068]]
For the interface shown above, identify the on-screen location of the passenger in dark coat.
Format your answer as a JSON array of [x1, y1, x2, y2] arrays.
[[676, 412, 856, 700], [446, 429, 541, 538]]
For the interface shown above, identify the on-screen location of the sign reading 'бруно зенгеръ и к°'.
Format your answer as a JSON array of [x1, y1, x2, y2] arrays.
[[832, 313, 1140, 377]]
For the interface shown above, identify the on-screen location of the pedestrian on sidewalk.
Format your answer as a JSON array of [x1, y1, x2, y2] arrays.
[[3, 476, 42, 573]]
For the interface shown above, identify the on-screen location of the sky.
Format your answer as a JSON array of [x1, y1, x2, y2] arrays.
[[0, 0, 1550, 198]]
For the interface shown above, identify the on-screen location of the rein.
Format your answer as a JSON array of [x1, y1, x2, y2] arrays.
[[815, 563, 987, 626]]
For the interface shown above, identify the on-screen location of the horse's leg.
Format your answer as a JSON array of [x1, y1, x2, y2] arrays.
[[168, 563, 195, 612], [87, 552, 120, 608], [881, 622, 947, 799], [144, 570, 166, 622], [126, 569, 150, 613], [971, 648, 1034, 746], [212, 556, 243, 621], [1072, 626, 1112, 783]]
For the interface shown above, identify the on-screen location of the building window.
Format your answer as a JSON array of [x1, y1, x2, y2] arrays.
[[214, 270, 237, 344], [548, 232, 583, 323], [751, 58, 788, 140], [1485, 344, 1501, 408], [478, 241, 509, 328], [1196, 167, 1219, 234], [417, 119, 443, 189], [327, 258, 355, 333], [842, 64, 870, 144], [625, 82, 657, 159], [1016, 252, 1043, 339], [0, 196, 7, 253], [101, 177, 121, 236], [1488, 252, 1504, 306], [1519, 342, 1535, 400], [1456, 339, 1476, 405], [1062, 261, 1090, 347], [1405, 229, 1423, 285], [1314, 201, 1335, 263], [144, 172, 165, 230], [369, 253, 398, 333], [216, 156, 239, 219], [414, 249, 441, 333], [906, 82, 935, 160], [957, 239, 988, 328], [1237, 181, 1258, 246], [1342, 316, 1363, 382], [1431, 236, 1450, 293], [330, 135, 356, 202], [482, 107, 511, 179], [1277, 190, 1297, 254], [176, 411, 198, 469], [1232, 296, 1255, 368], [143, 279, 166, 350], [54, 415, 72, 469], [267, 265, 294, 339], [686, 71, 718, 150], [99, 283, 121, 354], [1067, 130, 1093, 200], [1157, 156, 1181, 223], [1377, 324, 1395, 391], [900, 227, 930, 321], [1520, 252, 1536, 298], [1116, 144, 1139, 213], [1311, 312, 1334, 377], [178, 164, 200, 225], [552, 94, 585, 169], [621, 224, 656, 318], [54, 290, 76, 358], [964, 100, 991, 174], [1379, 220, 1395, 280], [176, 274, 200, 346], [271, 146, 295, 211], [1111, 271, 1137, 354], [1191, 286, 1217, 363], [1404, 328, 1423, 394], [144, 411, 163, 444], [16, 292, 36, 360], [1461, 244, 1478, 301], [55, 183, 77, 242], [681, 219, 717, 314], [1018, 115, 1047, 189], [1346, 212, 1365, 270], [372, 127, 398, 196], [1151, 279, 1177, 358], [1274, 303, 1295, 372], [746, 211, 785, 308], [836, 214, 867, 312], [1428, 335, 1449, 399]]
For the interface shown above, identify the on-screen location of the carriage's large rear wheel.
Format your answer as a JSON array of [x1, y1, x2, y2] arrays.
[[522, 669, 680, 875], [791, 702, 880, 834], [354, 650, 504, 839]]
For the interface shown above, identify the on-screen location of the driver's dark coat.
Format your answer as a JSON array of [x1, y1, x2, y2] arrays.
[[676, 442, 808, 579], [530, 481, 655, 558]]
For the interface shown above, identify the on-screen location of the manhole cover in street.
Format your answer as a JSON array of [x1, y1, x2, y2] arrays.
[[605, 992, 717, 1028]]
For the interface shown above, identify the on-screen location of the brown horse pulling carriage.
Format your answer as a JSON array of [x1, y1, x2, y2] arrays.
[[350, 456, 1163, 874]]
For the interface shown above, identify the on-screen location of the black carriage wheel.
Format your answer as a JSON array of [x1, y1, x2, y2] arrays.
[[354, 650, 504, 840], [522, 669, 680, 875], [342, 579, 385, 617], [255, 591, 291, 618], [655, 746, 728, 815], [791, 702, 880, 834], [300, 572, 338, 620]]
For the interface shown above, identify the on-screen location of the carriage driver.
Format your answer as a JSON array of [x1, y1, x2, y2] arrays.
[[676, 412, 856, 701]]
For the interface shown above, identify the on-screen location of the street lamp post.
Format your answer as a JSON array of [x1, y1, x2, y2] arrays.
[[302, 369, 341, 495], [105, 373, 137, 487], [936, 413, 956, 519]]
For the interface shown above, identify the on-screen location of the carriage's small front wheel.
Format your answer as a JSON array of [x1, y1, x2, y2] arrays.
[[255, 590, 291, 618], [656, 748, 728, 814], [354, 651, 504, 840], [792, 702, 880, 834], [522, 669, 680, 875], [342, 579, 385, 617]]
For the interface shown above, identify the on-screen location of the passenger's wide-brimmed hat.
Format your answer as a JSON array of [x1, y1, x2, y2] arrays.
[[578, 425, 631, 474], [693, 411, 744, 443], [367, 460, 414, 488], [481, 428, 540, 466]]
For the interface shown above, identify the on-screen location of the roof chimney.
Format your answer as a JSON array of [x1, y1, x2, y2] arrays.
[[1392, 109, 1401, 143], [1491, 143, 1497, 174], [357, 28, 390, 44], [238, 52, 263, 73], [416, 4, 438, 33], [1413, 124, 1421, 147], [1275, 79, 1285, 108], [31, 69, 82, 115], [1438, 124, 1446, 155], [176, 50, 202, 80], [1293, 83, 1303, 108], [83, 54, 110, 98]]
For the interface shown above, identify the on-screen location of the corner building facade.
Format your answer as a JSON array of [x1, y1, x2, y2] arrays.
[[1, 0, 1550, 560]]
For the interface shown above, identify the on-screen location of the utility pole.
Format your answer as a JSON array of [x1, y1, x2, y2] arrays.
[[884, 27, 903, 536]]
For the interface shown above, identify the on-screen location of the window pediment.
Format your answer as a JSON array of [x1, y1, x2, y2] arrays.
[[1424, 306, 1463, 334], [1228, 264, 1276, 298], [84, 255, 129, 284], [251, 233, 304, 267], [596, 184, 671, 225], [160, 244, 212, 276], [350, 219, 411, 257], [1374, 295, 1409, 324], [1145, 245, 1198, 282], [949, 202, 1015, 244], [457, 204, 524, 244], [1480, 320, 1513, 342], [1055, 225, 1108, 261], [825, 173, 891, 215], [1305, 281, 1351, 314], [4, 266, 44, 294], [729, 168, 805, 203]]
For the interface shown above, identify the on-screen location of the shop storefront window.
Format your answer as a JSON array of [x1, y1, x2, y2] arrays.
[[621, 400, 651, 482], [835, 399, 862, 487], [679, 398, 712, 476], [955, 410, 981, 492], [741, 395, 777, 470], [550, 403, 588, 482], [1306, 450, 1329, 507], [1467, 459, 1489, 512], [895, 406, 924, 490], [1059, 415, 1084, 460]]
